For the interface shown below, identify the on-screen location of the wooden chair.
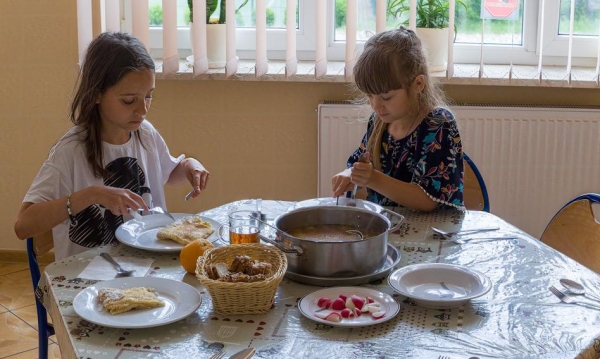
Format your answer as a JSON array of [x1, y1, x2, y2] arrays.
[[540, 193, 600, 273], [463, 153, 490, 212], [26, 231, 55, 359]]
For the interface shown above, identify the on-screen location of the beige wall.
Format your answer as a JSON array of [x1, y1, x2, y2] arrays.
[[2, 2, 599, 252]]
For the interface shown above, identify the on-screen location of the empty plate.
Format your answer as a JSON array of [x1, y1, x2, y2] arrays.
[[388, 263, 492, 309]]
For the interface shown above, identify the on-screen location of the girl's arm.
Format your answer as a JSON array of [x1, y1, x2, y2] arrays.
[[14, 186, 147, 240], [167, 157, 209, 199]]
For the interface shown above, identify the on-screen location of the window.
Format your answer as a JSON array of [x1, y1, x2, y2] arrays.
[[98, 0, 600, 83]]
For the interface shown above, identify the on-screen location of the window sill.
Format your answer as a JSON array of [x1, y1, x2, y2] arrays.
[[155, 59, 600, 89]]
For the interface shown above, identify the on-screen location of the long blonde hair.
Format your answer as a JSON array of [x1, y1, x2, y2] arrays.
[[353, 26, 447, 170]]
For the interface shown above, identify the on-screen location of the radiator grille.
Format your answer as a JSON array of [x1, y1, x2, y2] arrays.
[[317, 103, 600, 238]]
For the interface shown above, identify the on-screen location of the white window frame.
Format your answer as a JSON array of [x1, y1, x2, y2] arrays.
[[539, 0, 600, 60], [121, 0, 598, 67]]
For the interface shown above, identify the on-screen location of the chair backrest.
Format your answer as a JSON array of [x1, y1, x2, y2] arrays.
[[27, 231, 55, 359], [463, 153, 490, 212], [540, 193, 600, 273]]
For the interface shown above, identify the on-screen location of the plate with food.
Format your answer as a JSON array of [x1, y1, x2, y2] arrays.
[[387, 263, 492, 309], [72, 277, 201, 328], [115, 213, 220, 252], [298, 286, 400, 327]]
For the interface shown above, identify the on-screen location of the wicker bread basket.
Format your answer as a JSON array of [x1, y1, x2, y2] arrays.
[[195, 243, 287, 315]]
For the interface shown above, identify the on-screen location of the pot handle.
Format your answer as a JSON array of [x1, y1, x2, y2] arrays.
[[254, 217, 302, 255], [382, 209, 405, 233]]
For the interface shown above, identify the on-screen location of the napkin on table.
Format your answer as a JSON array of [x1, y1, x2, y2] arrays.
[[77, 255, 154, 280]]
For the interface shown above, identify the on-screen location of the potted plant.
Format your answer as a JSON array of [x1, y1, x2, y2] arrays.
[[386, 0, 467, 71], [187, 0, 249, 68]]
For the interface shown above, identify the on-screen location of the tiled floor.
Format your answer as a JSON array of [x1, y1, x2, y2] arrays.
[[0, 259, 61, 358]]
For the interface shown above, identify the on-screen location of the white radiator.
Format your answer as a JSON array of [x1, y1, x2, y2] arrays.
[[317, 103, 600, 238]]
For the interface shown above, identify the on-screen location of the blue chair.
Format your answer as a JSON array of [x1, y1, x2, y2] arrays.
[[27, 235, 55, 359], [463, 153, 490, 212], [540, 193, 600, 273]]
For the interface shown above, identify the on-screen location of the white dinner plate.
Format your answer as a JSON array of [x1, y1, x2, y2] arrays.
[[298, 286, 400, 327], [290, 197, 385, 213], [115, 213, 220, 252], [388, 263, 492, 309], [72, 277, 201, 329]]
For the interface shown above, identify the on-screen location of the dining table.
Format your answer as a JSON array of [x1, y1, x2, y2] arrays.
[[37, 199, 600, 359]]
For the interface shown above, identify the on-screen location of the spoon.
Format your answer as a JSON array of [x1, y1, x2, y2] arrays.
[[346, 152, 368, 207], [560, 278, 600, 302], [99, 253, 135, 277], [431, 226, 499, 239]]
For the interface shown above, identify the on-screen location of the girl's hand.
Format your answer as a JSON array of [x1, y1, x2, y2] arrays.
[[94, 186, 148, 216], [331, 169, 353, 197], [350, 152, 374, 187], [185, 160, 210, 200]]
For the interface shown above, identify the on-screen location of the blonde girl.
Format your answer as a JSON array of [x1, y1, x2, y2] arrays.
[[331, 27, 463, 212]]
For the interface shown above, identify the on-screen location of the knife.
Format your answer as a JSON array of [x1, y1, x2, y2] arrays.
[[228, 347, 255, 359]]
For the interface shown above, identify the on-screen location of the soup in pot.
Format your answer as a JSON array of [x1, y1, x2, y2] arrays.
[[286, 224, 375, 242]]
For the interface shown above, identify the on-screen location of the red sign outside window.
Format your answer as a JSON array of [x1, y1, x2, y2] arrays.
[[482, 0, 520, 20]]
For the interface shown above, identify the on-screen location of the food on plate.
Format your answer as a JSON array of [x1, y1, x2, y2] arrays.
[[157, 215, 215, 245], [97, 287, 165, 315], [180, 238, 215, 274], [313, 293, 386, 322], [206, 254, 273, 282]]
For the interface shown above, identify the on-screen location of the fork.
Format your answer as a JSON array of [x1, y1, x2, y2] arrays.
[[431, 226, 499, 239], [208, 350, 225, 359], [549, 285, 600, 309]]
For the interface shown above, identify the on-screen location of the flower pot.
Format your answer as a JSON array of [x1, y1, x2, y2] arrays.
[[416, 27, 449, 72], [189, 22, 226, 69]]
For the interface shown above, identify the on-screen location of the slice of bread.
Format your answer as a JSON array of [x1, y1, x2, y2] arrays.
[[157, 215, 215, 245], [97, 287, 164, 315]]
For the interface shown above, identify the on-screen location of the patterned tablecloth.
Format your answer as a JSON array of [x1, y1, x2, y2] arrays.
[[38, 200, 600, 359]]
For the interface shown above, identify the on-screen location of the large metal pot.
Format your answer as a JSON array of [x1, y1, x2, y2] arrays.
[[258, 206, 404, 278]]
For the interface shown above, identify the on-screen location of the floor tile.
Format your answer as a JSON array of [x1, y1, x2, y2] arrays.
[[0, 312, 38, 357], [0, 270, 35, 310], [4, 343, 62, 359], [12, 304, 54, 332], [0, 263, 29, 276]]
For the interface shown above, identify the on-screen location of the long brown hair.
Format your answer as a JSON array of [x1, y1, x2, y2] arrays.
[[352, 26, 447, 171], [70, 32, 155, 178]]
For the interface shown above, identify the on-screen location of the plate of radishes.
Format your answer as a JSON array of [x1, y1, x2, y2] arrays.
[[298, 286, 400, 327]]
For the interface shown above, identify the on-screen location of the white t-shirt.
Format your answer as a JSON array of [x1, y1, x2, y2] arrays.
[[24, 120, 183, 260]]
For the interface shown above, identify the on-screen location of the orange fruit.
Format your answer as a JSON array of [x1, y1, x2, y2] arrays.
[[180, 239, 215, 274]]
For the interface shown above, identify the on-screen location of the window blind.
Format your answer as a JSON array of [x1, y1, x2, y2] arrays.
[[75, 0, 599, 87]]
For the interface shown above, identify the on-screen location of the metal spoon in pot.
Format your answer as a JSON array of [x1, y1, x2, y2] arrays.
[[560, 278, 600, 302]]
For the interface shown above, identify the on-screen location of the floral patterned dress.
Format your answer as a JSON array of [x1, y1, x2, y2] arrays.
[[347, 107, 464, 209]]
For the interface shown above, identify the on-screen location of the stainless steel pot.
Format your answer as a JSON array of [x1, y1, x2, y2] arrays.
[[258, 206, 404, 278]]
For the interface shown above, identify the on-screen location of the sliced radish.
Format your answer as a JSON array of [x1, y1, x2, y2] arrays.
[[324, 312, 342, 322], [366, 296, 375, 304], [331, 298, 346, 310], [338, 294, 348, 302], [314, 311, 329, 319], [353, 308, 362, 317], [367, 304, 381, 313], [340, 308, 354, 318], [371, 311, 386, 319], [349, 295, 366, 311], [317, 297, 332, 309]]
